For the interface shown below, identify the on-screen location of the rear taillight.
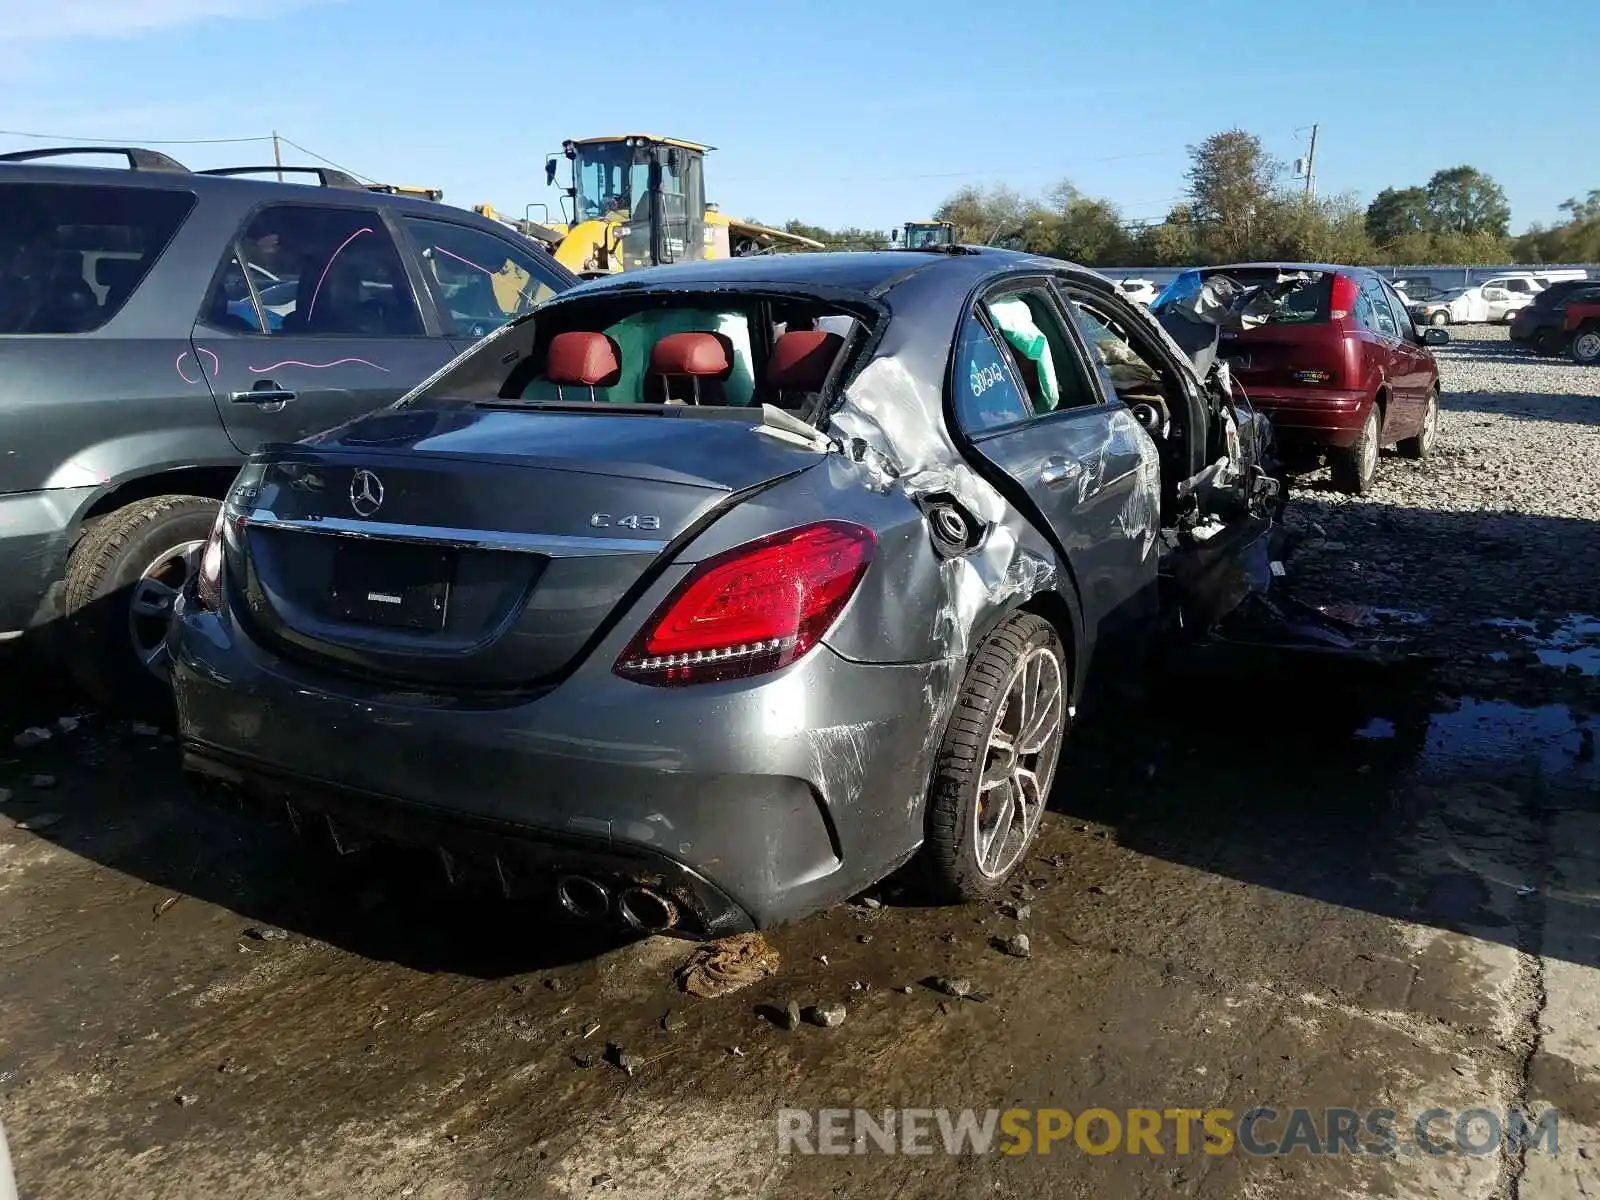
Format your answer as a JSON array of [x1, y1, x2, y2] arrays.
[[194, 510, 228, 612], [615, 520, 875, 686], [1330, 274, 1358, 320]]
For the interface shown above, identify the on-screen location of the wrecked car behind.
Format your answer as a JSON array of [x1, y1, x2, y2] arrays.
[[168, 247, 1313, 938]]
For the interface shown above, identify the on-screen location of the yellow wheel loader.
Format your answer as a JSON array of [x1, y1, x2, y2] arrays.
[[479, 135, 823, 279]]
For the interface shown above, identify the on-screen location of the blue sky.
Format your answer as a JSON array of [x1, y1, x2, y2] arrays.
[[1, 0, 1595, 236]]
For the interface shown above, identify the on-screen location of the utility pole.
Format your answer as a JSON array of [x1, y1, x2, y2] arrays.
[[1303, 123, 1319, 199], [272, 131, 283, 182]]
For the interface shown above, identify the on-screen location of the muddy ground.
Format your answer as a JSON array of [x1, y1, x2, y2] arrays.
[[3, 328, 1599, 1199]]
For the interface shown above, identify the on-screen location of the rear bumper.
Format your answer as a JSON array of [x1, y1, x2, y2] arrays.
[[0, 487, 96, 634], [168, 596, 949, 934], [1509, 320, 1558, 346], [1237, 387, 1371, 448], [183, 741, 760, 938]]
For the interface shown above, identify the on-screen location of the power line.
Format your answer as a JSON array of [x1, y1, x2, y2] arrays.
[[277, 136, 378, 184], [717, 146, 1193, 186], [0, 128, 273, 145]]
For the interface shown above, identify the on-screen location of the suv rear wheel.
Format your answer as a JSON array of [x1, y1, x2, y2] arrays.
[[63, 495, 219, 719], [1332, 405, 1381, 494]]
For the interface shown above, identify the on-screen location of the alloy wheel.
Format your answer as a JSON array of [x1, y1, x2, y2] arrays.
[[128, 539, 205, 677], [1574, 331, 1600, 364], [1420, 393, 1439, 454], [974, 645, 1065, 879]]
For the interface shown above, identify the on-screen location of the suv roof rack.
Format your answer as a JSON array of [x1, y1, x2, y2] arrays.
[[198, 165, 366, 190], [0, 145, 189, 172], [367, 184, 444, 201]]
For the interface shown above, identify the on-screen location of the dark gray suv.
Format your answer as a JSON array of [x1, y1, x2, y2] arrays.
[[0, 146, 577, 713]]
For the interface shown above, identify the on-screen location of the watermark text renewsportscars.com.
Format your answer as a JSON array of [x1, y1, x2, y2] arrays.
[[776, 1106, 1562, 1157]]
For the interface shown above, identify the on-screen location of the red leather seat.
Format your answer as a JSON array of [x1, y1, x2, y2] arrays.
[[546, 331, 622, 397], [648, 331, 732, 404], [767, 329, 843, 399]]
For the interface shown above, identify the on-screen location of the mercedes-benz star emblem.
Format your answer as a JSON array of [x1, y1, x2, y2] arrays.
[[349, 469, 385, 518]]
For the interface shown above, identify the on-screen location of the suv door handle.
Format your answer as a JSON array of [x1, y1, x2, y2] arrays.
[[230, 384, 297, 407], [1040, 455, 1081, 488]]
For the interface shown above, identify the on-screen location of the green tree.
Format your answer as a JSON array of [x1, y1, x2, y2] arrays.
[[1365, 186, 1431, 245], [773, 220, 889, 251], [1262, 193, 1378, 264], [933, 184, 1034, 245], [1133, 206, 1199, 267], [1423, 166, 1511, 237], [1510, 191, 1600, 263], [1183, 129, 1282, 262]]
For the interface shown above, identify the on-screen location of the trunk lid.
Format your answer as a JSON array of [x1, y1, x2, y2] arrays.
[[227, 404, 826, 688], [1220, 321, 1350, 391]]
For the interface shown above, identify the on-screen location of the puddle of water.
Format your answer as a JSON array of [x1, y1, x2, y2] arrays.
[[1531, 614, 1600, 677], [1485, 618, 1538, 632], [1421, 698, 1599, 784]]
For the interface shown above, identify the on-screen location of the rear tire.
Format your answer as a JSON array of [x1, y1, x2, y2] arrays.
[[1332, 404, 1381, 495], [1571, 324, 1600, 365], [1397, 388, 1439, 461], [923, 613, 1068, 903], [62, 495, 219, 721]]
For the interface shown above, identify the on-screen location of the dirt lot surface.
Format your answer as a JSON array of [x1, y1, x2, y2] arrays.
[[3, 327, 1598, 1199]]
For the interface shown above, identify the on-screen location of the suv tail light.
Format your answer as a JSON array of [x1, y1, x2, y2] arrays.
[[1330, 274, 1358, 320], [615, 520, 875, 686]]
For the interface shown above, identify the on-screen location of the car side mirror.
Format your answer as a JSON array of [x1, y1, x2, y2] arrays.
[[545, 157, 559, 187], [1423, 327, 1450, 346]]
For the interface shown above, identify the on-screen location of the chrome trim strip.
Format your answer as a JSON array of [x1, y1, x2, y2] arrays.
[[240, 510, 666, 556]]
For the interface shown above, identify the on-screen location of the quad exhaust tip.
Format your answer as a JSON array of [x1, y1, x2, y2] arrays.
[[556, 875, 611, 921], [558, 877, 682, 935], [617, 887, 679, 934]]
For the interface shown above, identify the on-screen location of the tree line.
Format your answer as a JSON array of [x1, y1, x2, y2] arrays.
[[770, 129, 1598, 267]]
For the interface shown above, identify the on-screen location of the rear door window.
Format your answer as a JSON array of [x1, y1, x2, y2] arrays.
[[402, 217, 566, 339], [1358, 278, 1399, 338], [1380, 281, 1417, 338], [953, 308, 1033, 433], [205, 205, 424, 337], [0, 183, 196, 334]]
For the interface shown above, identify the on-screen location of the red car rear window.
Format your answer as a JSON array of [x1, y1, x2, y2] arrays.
[[1200, 269, 1334, 326]]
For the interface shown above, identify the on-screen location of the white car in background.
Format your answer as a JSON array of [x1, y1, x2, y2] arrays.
[[1409, 277, 1544, 326], [1115, 278, 1159, 305]]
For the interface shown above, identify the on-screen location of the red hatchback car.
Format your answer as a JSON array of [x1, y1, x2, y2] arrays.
[[1158, 264, 1450, 494]]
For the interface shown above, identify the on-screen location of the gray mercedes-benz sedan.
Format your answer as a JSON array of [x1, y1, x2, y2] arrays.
[[168, 247, 1282, 938]]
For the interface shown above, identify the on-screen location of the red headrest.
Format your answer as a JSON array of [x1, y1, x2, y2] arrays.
[[546, 331, 621, 387], [650, 331, 731, 377], [767, 329, 844, 392]]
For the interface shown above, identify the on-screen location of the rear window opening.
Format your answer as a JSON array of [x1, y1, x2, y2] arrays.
[[0, 183, 196, 334], [1166, 268, 1334, 327], [413, 292, 876, 420]]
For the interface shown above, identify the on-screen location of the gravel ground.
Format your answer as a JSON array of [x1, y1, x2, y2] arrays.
[[1285, 323, 1600, 703], [2, 324, 1600, 1200]]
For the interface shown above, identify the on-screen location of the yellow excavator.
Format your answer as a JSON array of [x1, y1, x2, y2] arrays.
[[477, 134, 823, 278], [893, 221, 955, 249]]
